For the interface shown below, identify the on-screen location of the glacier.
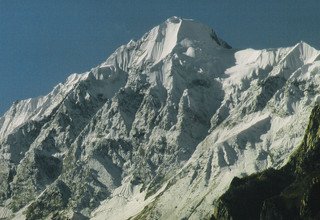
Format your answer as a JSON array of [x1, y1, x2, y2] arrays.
[[1, 16, 320, 219]]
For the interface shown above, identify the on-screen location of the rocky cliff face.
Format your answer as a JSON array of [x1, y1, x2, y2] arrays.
[[1, 17, 320, 219], [215, 105, 320, 220]]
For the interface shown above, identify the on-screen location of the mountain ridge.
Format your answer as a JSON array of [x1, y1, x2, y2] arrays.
[[214, 104, 320, 219]]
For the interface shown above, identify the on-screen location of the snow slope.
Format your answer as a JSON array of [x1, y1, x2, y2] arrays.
[[1, 17, 320, 219]]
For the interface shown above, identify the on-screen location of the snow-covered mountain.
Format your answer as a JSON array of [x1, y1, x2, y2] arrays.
[[1, 16, 320, 219]]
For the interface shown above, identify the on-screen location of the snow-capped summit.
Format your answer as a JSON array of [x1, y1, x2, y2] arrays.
[[134, 16, 231, 63], [102, 16, 231, 71], [1, 18, 320, 220]]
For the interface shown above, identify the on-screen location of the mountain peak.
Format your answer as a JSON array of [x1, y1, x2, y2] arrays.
[[165, 16, 231, 49], [102, 17, 232, 70], [282, 40, 320, 66], [127, 17, 231, 65], [166, 16, 184, 23]]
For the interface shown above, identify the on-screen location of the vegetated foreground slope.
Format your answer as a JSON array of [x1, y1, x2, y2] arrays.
[[0, 17, 320, 219], [215, 104, 320, 220]]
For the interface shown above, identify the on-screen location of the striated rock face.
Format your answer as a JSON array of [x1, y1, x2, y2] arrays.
[[215, 105, 320, 220], [1, 17, 320, 219]]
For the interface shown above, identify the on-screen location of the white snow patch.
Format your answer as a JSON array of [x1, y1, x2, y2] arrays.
[[91, 183, 167, 220], [184, 47, 195, 57]]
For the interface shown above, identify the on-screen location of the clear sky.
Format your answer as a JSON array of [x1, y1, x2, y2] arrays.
[[0, 0, 320, 114]]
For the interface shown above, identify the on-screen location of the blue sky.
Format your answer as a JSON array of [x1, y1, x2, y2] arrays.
[[0, 0, 319, 114]]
